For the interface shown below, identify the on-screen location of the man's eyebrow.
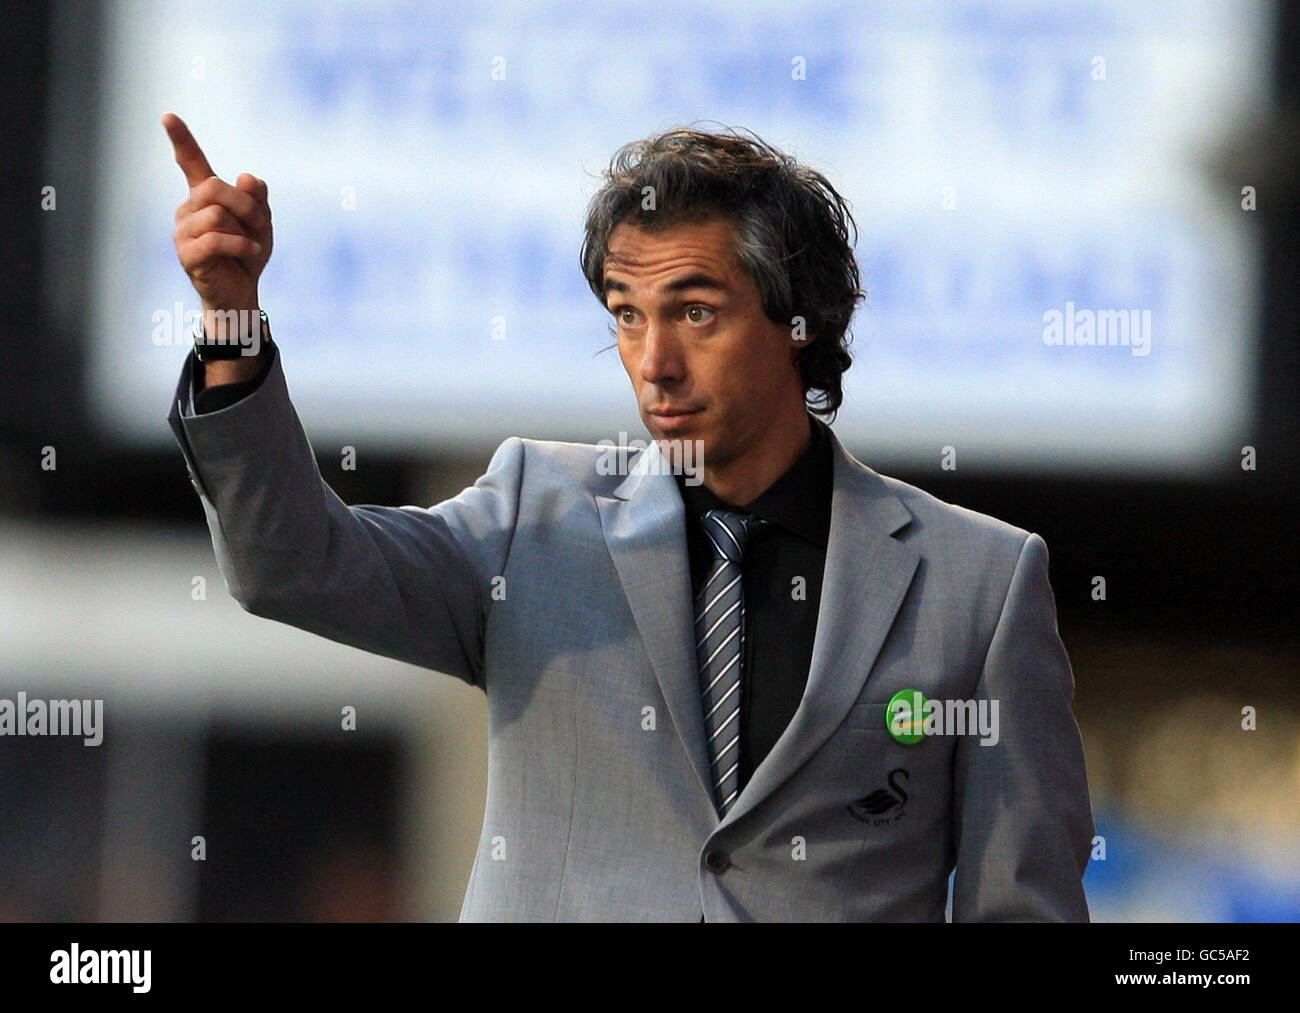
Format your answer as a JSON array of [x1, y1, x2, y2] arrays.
[[664, 272, 728, 294], [602, 272, 730, 300]]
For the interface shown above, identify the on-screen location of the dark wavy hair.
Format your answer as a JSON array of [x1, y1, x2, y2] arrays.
[[580, 126, 864, 418]]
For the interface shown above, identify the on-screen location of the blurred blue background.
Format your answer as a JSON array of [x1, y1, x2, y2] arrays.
[[91, 0, 1263, 471]]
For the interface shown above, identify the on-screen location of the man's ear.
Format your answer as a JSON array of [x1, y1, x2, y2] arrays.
[[787, 316, 815, 367], [786, 314, 814, 349]]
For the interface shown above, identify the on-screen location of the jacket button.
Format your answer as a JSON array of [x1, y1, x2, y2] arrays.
[[703, 849, 730, 874]]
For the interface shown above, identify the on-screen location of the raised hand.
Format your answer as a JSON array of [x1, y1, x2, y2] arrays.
[[163, 112, 272, 334]]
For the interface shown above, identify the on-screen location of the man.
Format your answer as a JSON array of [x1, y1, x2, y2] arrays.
[[162, 113, 1094, 921]]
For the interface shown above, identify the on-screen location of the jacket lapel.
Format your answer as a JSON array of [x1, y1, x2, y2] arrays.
[[596, 440, 718, 811], [597, 430, 920, 827], [721, 429, 918, 828]]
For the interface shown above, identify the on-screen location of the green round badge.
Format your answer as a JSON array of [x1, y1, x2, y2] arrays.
[[886, 689, 928, 745]]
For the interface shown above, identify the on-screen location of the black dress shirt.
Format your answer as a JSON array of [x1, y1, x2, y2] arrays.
[[191, 353, 835, 793], [675, 414, 833, 793], [190, 346, 277, 414]]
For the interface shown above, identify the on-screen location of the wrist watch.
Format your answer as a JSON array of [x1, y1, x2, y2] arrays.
[[191, 308, 272, 362]]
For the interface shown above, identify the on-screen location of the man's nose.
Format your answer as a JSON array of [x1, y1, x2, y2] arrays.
[[639, 325, 684, 385]]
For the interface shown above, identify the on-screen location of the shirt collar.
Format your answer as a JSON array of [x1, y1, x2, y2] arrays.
[[675, 413, 833, 549]]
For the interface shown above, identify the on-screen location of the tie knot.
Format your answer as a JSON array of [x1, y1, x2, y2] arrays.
[[700, 508, 760, 565]]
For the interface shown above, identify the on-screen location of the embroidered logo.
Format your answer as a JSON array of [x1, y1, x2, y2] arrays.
[[847, 767, 910, 825]]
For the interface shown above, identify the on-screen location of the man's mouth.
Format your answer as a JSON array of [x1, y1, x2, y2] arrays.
[[647, 406, 702, 431]]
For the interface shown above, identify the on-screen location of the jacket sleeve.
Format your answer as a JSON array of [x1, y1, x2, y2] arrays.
[[190, 346, 275, 414], [949, 532, 1095, 921], [166, 345, 522, 688]]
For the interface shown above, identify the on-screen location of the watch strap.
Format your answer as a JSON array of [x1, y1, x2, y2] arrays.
[[191, 308, 271, 361]]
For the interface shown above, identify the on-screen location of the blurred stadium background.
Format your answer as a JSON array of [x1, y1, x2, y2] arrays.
[[1, 0, 1297, 921]]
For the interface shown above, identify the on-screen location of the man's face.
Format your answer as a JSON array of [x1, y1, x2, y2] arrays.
[[603, 218, 805, 475]]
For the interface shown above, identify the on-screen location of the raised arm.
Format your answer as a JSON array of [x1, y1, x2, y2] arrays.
[[163, 113, 521, 687]]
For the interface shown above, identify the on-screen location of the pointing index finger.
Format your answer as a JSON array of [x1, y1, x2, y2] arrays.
[[161, 112, 216, 187]]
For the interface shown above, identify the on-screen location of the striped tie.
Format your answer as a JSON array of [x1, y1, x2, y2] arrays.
[[695, 508, 761, 816]]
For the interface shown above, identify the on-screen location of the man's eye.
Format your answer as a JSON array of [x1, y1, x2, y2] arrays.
[[618, 308, 638, 325], [686, 305, 713, 324]]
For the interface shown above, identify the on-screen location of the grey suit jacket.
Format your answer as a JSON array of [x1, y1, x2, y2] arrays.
[[167, 346, 1094, 921]]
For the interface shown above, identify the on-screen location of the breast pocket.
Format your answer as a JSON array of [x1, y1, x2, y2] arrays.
[[842, 701, 893, 733]]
